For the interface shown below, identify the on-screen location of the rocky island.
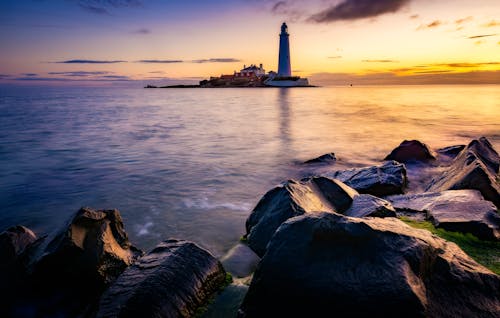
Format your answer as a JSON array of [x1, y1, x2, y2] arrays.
[[1, 136, 499, 317]]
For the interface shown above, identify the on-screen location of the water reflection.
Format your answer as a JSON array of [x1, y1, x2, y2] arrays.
[[278, 88, 292, 154]]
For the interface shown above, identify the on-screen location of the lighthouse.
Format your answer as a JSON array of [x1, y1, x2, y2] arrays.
[[277, 22, 291, 77]]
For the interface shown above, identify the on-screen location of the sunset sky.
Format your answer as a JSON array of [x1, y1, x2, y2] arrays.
[[1, 0, 499, 85]]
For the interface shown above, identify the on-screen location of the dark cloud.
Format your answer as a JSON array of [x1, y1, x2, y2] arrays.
[[149, 71, 166, 74], [328, 56, 342, 59], [409, 14, 419, 19], [191, 58, 241, 63], [468, 34, 497, 39], [0, 74, 11, 79], [482, 20, 500, 27], [100, 75, 131, 80], [417, 20, 442, 30], [22, 73, 38, 76], [270, 0, 304, 22], [308, 0, 411, 23], [55, 59, 126, 64], [433, 62, 499, 68], [48, 71, 110, 76], [132, 28, 151, 34], [77, 0, 143, 15], [13, 77, 69, 81], [137, 60, 183, 63], [455, 16, 473, 24], [362, 59, 398, 63]]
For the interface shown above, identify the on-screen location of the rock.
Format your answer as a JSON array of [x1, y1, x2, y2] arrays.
[[344, 194, 396, 218], [437, 145, 466, 158], [96, 239, 227, 318], [304, 152, 336, 164], [34, 207, 142, 289], [427, 137, 500, 208], [245, 177, 358, 256], [239, 213, 500, 318], [0, 225, 37, 265], [203, 283, 249, 318], [326, 160, 407, 196], [221, 243, 261, 278], [387, 190, 499, 240], [384, 140, 437, 162]]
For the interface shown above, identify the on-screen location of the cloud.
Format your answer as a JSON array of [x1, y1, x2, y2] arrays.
[[137, 59, 183, 63], [308, 0, 411, 23], [455, 16, 473, 25], [417, 20, 443, 30], [409, 14, 419, 19], [482, 20, 500, 28], [433, 62, 500, 68], [149, 71, 166, 74], [48, 71, 110, 76], [270, 0, 304, 22], [100, 75, 131, 80], [191, 58, 241, 63], [0, 74, 11, 79], [22, 73, 38, 76], [132, 28, 151, 34], [468, 34, 498, 39], [54, 59, 126, 64], [76, 0, 143, 15], [328, 56, 342, 59], [362, 59, 399, 63]]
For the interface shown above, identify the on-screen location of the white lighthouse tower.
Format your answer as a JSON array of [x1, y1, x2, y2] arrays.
[[277, 22, 291, 77]]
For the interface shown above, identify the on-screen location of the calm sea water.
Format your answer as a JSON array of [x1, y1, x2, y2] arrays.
[[0, 85, 499, 256]]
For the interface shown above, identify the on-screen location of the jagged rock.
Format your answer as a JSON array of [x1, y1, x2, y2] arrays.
[[437, 145, 466, 158], [0, 225, 37, 265], [384, 140, 437, 162], [427, 137, 500, 208], [304, 152, 336, 164], [387, 190, 499, 240], [326, 161, 407, 196], [344, 194, 396, 218], [245, 177, 358, 256], [221, 243, 260, 278], [34, 207, 142, 289], [96, 239, 227, 318], [239, 213, 500, 318]]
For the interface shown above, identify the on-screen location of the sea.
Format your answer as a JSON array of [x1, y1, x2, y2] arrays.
[[0, 84, 499, 257]]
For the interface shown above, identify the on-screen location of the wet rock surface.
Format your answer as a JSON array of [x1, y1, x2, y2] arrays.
[[387, 190, 499, 240], [245, 176, 358, 256], [97, 239, 227, 318], [303, 152, 336, 164], [0, 225, 37, 265], [34, 207, 142, 289], [221, 243, 260, 278], [344, 194, 396, 218], [384, 139, 437, 163], [240, 213, 500, 318], [427, 137, 500, 208], [326, 160, 407, 196]]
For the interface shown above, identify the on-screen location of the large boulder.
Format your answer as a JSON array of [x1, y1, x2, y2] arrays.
[[387, 190, 499, 240], [245, 177, 358, 256], [344, 194, 396, 218], [303, 152, 336, 164], [221, 243, 261, 278], [96, 239, 227, 318], [427, 137, 500, 208], [0, 225, 37, 265], [326, 160, 407, 196], [34, 207, 142, 289], [384, 140, 437, 163], [239, 213, 500, 317]]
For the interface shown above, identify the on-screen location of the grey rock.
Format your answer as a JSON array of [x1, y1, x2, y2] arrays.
[[239, 213, 500, 318], [97, 239, 227, 318], [384, 140, 437, 162], [245, 176, 358, 257], [304, 152, 336, 164], [344, 194, 396, 218], [437, 145, 466, 158], [0, 225, 37, 265], [427, 137, 500, 208], [221, 243, 261, 278], [326, 160, 407, 196], [387, 190, 499, 240], [34, 207, 142, 289]]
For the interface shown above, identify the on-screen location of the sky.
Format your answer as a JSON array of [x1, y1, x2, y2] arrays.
[[0, 0, 499, 85]]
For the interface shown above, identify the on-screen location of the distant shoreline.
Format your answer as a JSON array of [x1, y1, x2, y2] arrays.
[[144, 84, 317, 88]]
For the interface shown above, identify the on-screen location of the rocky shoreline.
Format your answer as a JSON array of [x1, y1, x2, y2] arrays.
[[1, 137, 499, 317]]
